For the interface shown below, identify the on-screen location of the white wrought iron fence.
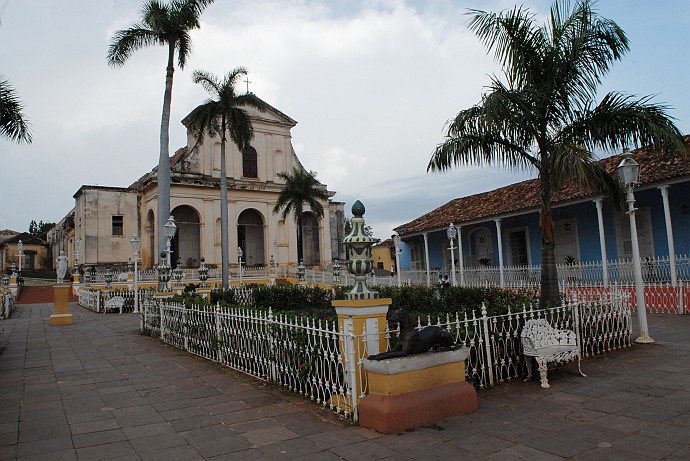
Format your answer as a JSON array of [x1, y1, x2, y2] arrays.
[[415, 254, 690, 288], [143, 293, 631, 422], [78, 288, 156, 313]]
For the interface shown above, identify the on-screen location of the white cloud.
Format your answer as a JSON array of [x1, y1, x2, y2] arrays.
[[1, 0, 688, 240]]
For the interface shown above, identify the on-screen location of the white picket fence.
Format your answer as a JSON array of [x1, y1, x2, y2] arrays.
[[141, 293, 631, 422]]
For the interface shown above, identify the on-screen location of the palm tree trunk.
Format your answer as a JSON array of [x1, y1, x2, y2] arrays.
[[540, 238, 559, 306], [157, 44, 175, 262], [296, 216, 304, 264], [220, 127, 229, 290], [539, 194, 560, 306]]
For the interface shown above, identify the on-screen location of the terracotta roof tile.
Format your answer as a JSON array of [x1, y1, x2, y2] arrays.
[[396, 138, 690, 235]]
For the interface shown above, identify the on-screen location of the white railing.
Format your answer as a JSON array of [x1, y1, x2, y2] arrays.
[[142, 292, 630, 422], [78, 288, 156, 313], [404, 254, 690, 289]]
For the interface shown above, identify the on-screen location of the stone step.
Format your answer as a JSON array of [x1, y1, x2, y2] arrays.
[[16, 285, 56, 304]]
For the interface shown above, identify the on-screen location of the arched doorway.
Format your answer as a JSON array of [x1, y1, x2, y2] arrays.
[[171, 205, 201, 268], [238, 209, 265, 266], [146, 210, 155, 267], [471, 227, 493, 266], [301, 212, 320, 266]]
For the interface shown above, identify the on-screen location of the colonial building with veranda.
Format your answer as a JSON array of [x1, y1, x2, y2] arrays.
[[48, 99, 346, 271]]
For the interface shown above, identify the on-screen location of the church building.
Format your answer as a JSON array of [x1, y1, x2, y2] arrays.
[[50, 99, 346, 271]]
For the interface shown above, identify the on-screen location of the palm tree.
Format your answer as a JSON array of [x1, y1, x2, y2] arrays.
[[185, 68, 267, 289], [0, 78, 32, 144], [107, 0, 214, 260], [273, 168, 329, 265], [428, 0, 687, 305]]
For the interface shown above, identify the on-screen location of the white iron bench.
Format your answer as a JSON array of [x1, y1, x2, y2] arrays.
[[104, 295, 126, 314], [521, 319, 586, 388]]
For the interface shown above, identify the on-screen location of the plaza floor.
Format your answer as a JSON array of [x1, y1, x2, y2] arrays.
[[1, 302, 689, 460]]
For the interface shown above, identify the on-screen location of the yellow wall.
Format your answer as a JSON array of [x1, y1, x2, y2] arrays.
[[372, 245, 395, 272]]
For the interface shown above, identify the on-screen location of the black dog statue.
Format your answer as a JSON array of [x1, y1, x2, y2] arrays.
[[368, 308, 456, 360]]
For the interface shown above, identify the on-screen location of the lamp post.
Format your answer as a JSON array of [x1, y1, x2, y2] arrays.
[[392, 233, 402, 287], [617, 150, 653, 343], [164, 215, 177, 267], [237, 246, 244, 286], [447, 223, 457, 286], [130, 234, 141, 313], [16, 240, 24, 273]]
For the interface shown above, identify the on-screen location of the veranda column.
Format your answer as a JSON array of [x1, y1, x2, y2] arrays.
[[495, 219, 504, 288], [594, 198, 609, 286], [457, 225, 465, 286], [658, 186, 678, 286], [423, 232, 431, 287]]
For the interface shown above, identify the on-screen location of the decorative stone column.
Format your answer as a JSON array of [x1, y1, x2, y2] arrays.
[[50, 262, 74, 326], [174, 258, 184, 288], [332, 201, 392, 412], [104, 266, 113, 289], [157, 252, 172, 293]]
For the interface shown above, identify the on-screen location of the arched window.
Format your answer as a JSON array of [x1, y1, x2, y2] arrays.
[[242, 146, 258, 178]]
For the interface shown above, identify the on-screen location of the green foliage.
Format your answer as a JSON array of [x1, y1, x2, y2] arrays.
[[251, 284, 336, 320], [28, 220, 55, 240], [375, 285, 537, 321]]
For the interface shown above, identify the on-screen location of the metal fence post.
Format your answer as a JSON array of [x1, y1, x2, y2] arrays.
[[571, 299, 583, 356], [159, 301, 165, 341], [267, 307, 277, 382], [480, 302, 495, 388], [97, 290, 101, 313], [183, 306, 189, 352], [215, 305, 224, 364], [344, 320, 359, 420]]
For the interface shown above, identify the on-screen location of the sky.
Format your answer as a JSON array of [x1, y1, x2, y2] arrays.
[[1, 0, 689, 241]]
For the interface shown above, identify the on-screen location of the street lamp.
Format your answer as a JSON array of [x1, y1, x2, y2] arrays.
[[17, 240, 24, 273], [164, 215, 177, 266], [130, 234, 141, 314], [617, 150, 653, 343], [447, 223, 457, 286], [392, 233, 402, 287], [237, 246, 244, 285]]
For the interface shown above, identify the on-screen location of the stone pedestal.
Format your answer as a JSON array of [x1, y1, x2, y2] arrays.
[[359, 348, 477, 434], [50, 284, 74, 326]]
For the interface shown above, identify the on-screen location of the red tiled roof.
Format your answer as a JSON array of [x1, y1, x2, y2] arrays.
[[396, 138, 690, 235]]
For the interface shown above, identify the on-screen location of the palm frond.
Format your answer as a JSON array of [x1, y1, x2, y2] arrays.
[[107, 27, 161, 66], [561, 92, 688, 155], [0, 78, 32, 144]]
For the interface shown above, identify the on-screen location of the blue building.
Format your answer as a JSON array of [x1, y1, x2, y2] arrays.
[[394, 140, 690, 285]]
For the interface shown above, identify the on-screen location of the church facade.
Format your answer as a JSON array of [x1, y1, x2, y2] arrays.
[[50, 100, 346, 271]]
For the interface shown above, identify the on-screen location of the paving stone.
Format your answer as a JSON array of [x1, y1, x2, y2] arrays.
[[190, 434, 252, 458], [75, 440, 136, 461], [72, 428, 128, 448], [490, 444, 565, 461], [242, 425, 300, 446], [305, 428, 368, 450], [169, 414, 220, 432], [122, 421, 177, 440], [70, 417, 121, 435], [329, 439, 396, 461], [611, 433, 683, 459], [137, 444, 202, 461], [257, 436, 324, 459], [16, 435, 74, 458]]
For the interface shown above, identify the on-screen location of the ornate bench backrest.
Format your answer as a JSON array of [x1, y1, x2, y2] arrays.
[[521, 319, 576, 351]]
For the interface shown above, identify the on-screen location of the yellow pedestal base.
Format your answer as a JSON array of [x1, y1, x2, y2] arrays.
[[359, 348, 477, 433], [50, 284, 74, 326]]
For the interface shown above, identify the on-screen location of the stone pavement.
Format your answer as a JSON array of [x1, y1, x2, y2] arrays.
[[1, 302, 689, 460]]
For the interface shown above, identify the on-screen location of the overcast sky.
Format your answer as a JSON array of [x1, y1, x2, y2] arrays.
[[1, 0, 688, 240]]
